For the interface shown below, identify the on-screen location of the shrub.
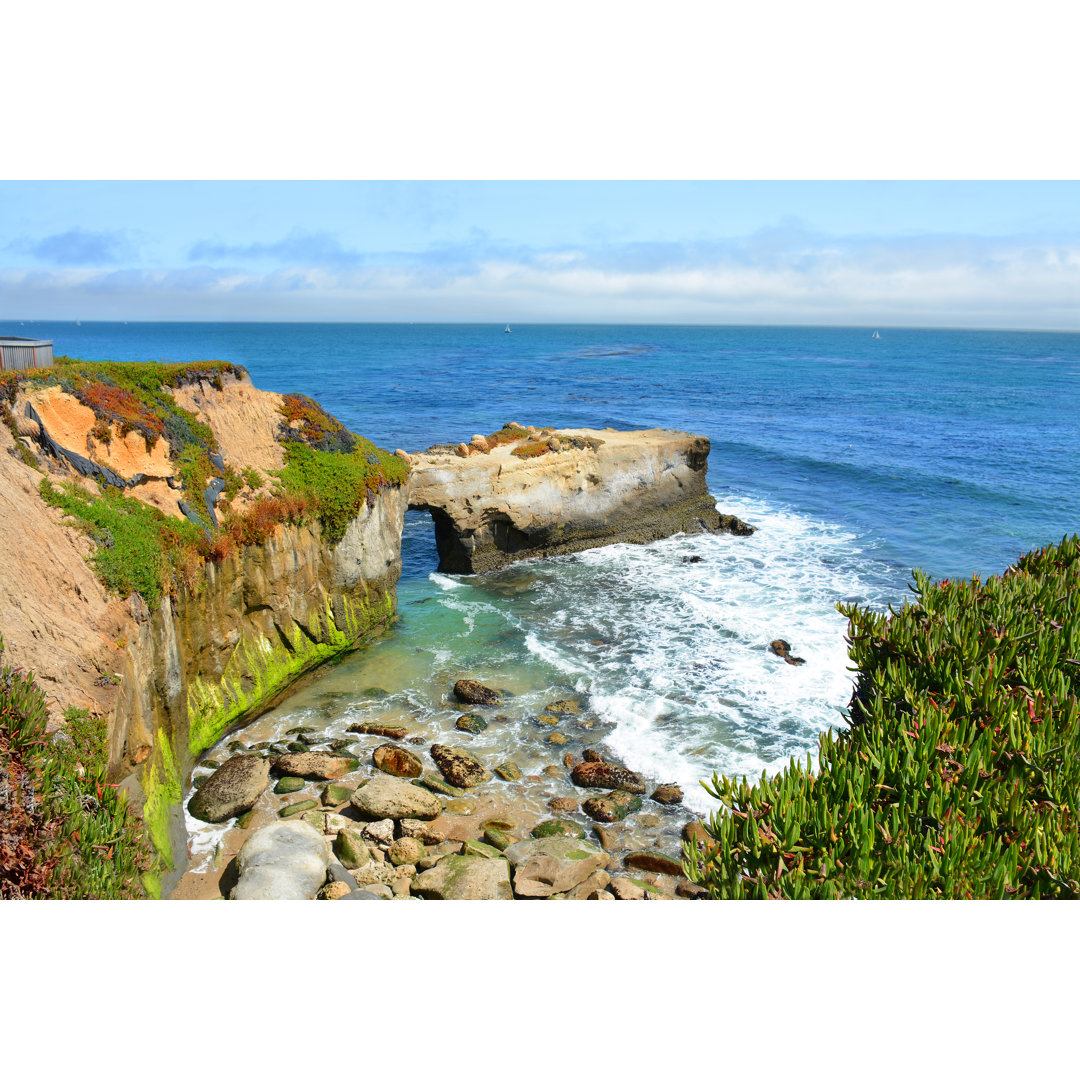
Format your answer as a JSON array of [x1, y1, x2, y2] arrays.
[[685, 535, 1080, 899], [0, 635, 157, 898], [511, 440, 552, 459]]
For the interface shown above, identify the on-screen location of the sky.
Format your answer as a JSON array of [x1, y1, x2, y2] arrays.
[[2, 181, 1078, 328]]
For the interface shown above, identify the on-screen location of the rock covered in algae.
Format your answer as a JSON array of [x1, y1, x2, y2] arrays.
[[430, 743, 492, 788]]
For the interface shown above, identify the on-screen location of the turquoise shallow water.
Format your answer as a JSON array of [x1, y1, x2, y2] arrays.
[[7, 321, 1078, 858]]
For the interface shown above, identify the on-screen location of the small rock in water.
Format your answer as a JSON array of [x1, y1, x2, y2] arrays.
[[373, 742, 424, 778], [651, 783, 684, 805], [462, 839, 503, 859], [322, 782, 354, 805], [452, 679, 502, 706], [279, 798, 319, 819], [274, 776, 305, 794], [582, 749, 603, 763], [542, 766, 563, 780], [548, 796, 579, 814], [563, 754, 578, 770], [531, 819, 586, 840], [683, 820, 709, 845], [535, 714, 562, 727], [769, 639, 806, 666], [494, 761, 522, 782], [442, 798, 475, 815], [547, 732, 570, 745], [273, 752, 359, 780], [347, 722, 409, 740], [682, 555, 705, 564], [431, 743, 492, 788], [571, 760, 646, 795], [418, 774, 466, 797], [236, 809, 257, 830], [592, 825, 617, 852], [456, 713, 488, 734], [583, 791, 642, 823], [483, 827, 513, 851], [545, 699, 580, 715], [286, 741, 308, 753]]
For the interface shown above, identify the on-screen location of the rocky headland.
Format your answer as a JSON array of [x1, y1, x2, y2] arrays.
[[0, 362, 752, 898]]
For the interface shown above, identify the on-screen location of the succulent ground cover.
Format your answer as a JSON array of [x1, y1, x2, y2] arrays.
[[0, 636, 158, 898], [686, 534, 1080, 899]]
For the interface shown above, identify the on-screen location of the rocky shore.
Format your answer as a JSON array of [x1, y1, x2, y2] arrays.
[[176, 680, 711, 900], [1, 361, 752, 896]]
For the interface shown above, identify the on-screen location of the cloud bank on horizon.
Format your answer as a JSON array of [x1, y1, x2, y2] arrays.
[[2, 183, 1078, 329]]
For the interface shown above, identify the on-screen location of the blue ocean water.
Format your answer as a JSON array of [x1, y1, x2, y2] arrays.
[[7, 321, 1078, 844]]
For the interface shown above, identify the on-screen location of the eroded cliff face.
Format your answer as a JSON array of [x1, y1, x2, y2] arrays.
[[0, 364, 407, 895], [408, 427, 738, 573], [112, 489, 405, 892]]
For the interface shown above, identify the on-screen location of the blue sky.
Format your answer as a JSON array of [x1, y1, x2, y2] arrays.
[[2, 181, 1078, 327]]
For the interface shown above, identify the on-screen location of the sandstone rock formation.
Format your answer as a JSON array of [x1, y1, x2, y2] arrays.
[[408, 426, 751, 573]]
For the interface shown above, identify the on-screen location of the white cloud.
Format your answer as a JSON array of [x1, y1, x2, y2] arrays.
[[2, 230, 1079, 328]]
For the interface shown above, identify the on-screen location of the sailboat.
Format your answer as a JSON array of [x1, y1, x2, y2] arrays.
[[504, 324, 513, 334], [872, 330, 881, 339]]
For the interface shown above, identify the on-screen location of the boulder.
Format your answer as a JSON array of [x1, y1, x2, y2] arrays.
[[570, 760, 646, 794], [677, 880, 710, 899], [411, 854, 512, 900], [683, 820, 709, 845], [452, 679, 502, 706], [469, 434, 491, 452], [503, 837, 610, 899], [187, 754, 270, 822], [373, 742, 424, 778], [272, 752, 358, 780], [273, 776, 305, 795], [430, 744, 492, 788], [351, 775, 442, 820], [651, 783, 684, 805], [582, 790, 642, 823], [231, 820, 329, 900]]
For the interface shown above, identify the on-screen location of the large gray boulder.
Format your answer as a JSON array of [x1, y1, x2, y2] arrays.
[[503, 837, 610, 898], [231, 820, 330, 900], [350, 775, 442, 820], [188, 755, 270, 823], [411, 854, 512, 899]]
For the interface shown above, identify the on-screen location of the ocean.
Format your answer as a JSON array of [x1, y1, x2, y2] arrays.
[[7, 321, 1078, 860]]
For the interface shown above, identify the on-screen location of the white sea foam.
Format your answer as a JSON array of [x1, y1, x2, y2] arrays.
[[503, 492, 901, 808]]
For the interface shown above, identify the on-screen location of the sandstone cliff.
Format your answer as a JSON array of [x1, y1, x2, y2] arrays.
[[408, 425, 748, 573], [0, 361, 407, 893]]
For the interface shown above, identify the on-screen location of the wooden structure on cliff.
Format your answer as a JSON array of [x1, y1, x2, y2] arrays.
[[0, 337, 54, 371]]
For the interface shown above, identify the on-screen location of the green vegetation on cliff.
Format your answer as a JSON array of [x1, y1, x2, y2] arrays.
[[12, 359, 408, 609], [0, 636, 158, 898], [39, 477, 205, 608], [686, 535, 1080, 899]]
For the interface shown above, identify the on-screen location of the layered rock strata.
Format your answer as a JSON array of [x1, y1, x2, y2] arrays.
[[408, 427, 749, 573]]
